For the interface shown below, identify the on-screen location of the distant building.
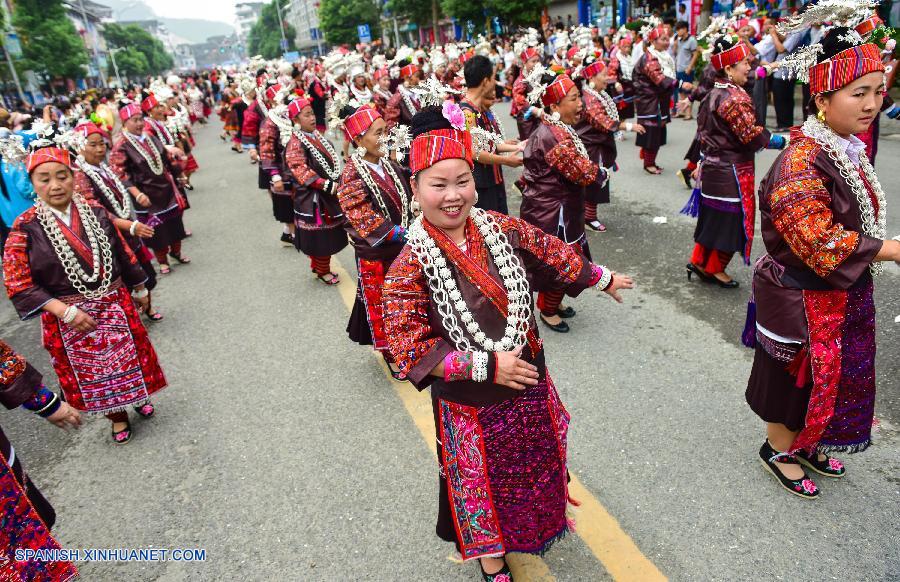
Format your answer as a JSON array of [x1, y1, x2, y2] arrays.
[[119, 19, 176, 55], [174, 44, 197, 72], [285, 0, 324, 55], [235, 2, 264, 45], [193, 34, 244, 69], [64, 0, 114, 86]]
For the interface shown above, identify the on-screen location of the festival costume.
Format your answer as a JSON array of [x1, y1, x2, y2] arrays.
[[460, 99, 509, 214], [3, 201, 167, 415], [385, 86, 421, 128], [632, 46, 677, 168], [259, 116, 295, 225], [285, 130, 348, 274], [0, 339, 78, 582], [510, 73, 539, 140], [575, 82, 620, 219]]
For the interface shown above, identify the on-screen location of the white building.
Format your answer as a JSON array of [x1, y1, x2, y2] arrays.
[[235, 1, 264, 44], [285, 0, 323, 55], [64, 0, 113, 85], [174, 44, 197, 71]]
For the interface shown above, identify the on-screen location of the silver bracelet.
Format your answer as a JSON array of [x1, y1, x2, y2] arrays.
[[129, 221, 138, 236], [61, 305, 77, 324], [132, 288, 149, 299], [472, 351, 489, 383], [596, 265, 613, 291]]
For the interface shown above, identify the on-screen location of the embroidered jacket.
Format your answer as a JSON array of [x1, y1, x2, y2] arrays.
[[633, 52, 676, 126], [575, 89, 619, 168]]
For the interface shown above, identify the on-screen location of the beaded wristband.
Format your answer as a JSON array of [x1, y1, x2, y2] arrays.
[[472, 351, 489, 383]]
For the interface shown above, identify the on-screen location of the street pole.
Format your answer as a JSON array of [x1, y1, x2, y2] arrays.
[[109, 48, 123, 88], [1, 35, 25, 103], [77, 0, 107, 88], [274, 0, 288, 52]]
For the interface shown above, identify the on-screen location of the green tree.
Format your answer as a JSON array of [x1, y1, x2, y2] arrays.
[[247, 0, 297, 59], [104, 23, 173, 75], [485, 0, 547, 26], [12, 0, 89, 86], [111, 47, 150, 79], [440, 0, 487, 29], [319, 0, 381, 46]]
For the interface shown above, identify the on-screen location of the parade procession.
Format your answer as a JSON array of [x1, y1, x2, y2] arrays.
[[0, 0, 899, 579]]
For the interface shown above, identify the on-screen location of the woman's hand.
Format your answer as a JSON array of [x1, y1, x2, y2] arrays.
[[133, 221, 154, 238], [46, 402, 82, 430], [494, 346, 540, 390], [68, 308, 97, 333], [134, 294, 150, 313], [503, 155, 523, 168], [271, 179, 285, 193], [632, 122, 646, 134], [603, 273, 635, 303], [135, 191, 151, 207]]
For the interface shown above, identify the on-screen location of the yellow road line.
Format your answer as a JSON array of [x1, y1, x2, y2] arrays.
[[330, 257, 664, 582]]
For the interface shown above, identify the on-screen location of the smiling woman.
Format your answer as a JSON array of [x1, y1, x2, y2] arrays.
[[382, 104, 633, 581]]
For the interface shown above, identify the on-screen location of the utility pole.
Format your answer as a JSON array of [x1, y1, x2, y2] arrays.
[[1, 35, 25, 103], [108, 47, 122, 88], [77, 0, 107, 88], [274, 0, 288, 54]]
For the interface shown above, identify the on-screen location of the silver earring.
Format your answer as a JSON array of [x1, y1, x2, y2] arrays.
[[474, 192, 479, 205], [411, 198, 421, 214]]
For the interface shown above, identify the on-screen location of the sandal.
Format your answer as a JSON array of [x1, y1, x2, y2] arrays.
[[480, 559, 513, 582], [316, 273, 340, 285], [146, 311, 164, 322], [643, 166, 663, 175], [585, 220, 607, 232], [168, 253, 192, 264], [134, 402, 155, 419], [795, 450, 846, 478], [758, 440, 819, 499], [159, 264, 172, 275], [112, 420, 132, 445]]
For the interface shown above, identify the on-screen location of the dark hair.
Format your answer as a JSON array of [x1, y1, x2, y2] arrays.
[[410, 105, 452, 138], [817, 26, 857, 63], [464, 55, 494, 88], [338, 104, 360, 120], [675, 20, 689, 31], [711, 37, 737, 78]]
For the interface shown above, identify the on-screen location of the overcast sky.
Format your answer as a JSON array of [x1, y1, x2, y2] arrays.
[[145, 0, 241, 25]]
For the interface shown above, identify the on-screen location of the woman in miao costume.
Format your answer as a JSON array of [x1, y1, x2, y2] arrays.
[[71, 121, 165, 321], [519, 67, 608, 333], [381, 104, 634, 581], [257, 84, 297, 246], [682, 36, 786, 289], [3, 139, 167, 445], [746, 20, 900, 499], [336, 103, 413, 377], [110, 102, 191, 275], [284, 97, 348, 284], [574, 51, 645, 232]]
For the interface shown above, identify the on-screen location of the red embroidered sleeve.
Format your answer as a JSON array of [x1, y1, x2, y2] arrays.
[[546, 139, 599, 186], [384, 93, 402, 128], [0, 340, 26, 387], [718, 91, 766, 146], [258, 119, 278, 170], [495, 212, 588, 282], [383, 246, 451, 387], [336, 167, 391, 243], [769, 140, 860, 278], [607, 58, 620, 82], [583, 93, 619, 133], [73, 171, 95, 201], [511, 76, 530, 116], [108, 140, 134, 189], [643, 56, 675, 90], [285, 136, 324, 189], [3, 216, 54, 318]]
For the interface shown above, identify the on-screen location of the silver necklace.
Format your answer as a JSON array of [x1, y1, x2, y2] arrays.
[[124, 130, 163, 175], [546, 116, 589, 159], [295, 129, 341, 181], [35, 194, 114, 299], [76, 158, 134, 219], [585, 85, 620, 123], [801, 116, 887, 275], [350, 153, 411, 229]]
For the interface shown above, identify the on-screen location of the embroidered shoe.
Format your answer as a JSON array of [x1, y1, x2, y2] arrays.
[[111, 421, 132, 445], [758, 440, 820, 499], [794, 450, 846, 478], [480, 560, 513, 582], [134, 402, 155, 419]]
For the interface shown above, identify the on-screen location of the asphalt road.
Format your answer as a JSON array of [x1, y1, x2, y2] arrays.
[[0, 104, 898, 581]]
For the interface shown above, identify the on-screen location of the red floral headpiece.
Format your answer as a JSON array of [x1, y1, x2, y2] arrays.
[[265, 83, 283, 102], [581, 60, 606, 79], [541, 74, 575, 106], [854, 15, 883, 37], [409, 129, 473, 175], [140, 93, 159, 113], [520, 47, 540, 62], [710, 42, 750, 70], [808, 43, 885, 95], [74, 122, 107, 140], [647, 25, 667, 42], [26, 147, 71, 174], [287, 97, 312, 119], [400, 64, 420, 79], [343, 105, 381, 140], [118, 103, 142, 122], [374, 67, 389, 80], [566, 47, 580, 60]]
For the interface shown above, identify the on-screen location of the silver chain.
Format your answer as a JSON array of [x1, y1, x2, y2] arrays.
[[75, 158, 134, 220], [801, 116, 887, 276], [407, 209, 533, 352], [546, 116, 589, 159], [294, 130, 342, 181], [123, 130, 164, 175], [584, 85, 620, 123], [350, 153, 411, 229], [35, 193, 115, 299]]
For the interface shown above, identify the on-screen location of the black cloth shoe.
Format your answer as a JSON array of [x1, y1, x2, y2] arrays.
[[480, 560, 513, 582], [758, 440, 820, 499], [795, 450, 846, 478], [540, 314, 570, 333], [676, 168, 692, 189], [557, 306, 576, 318], [280, 232, 294, 245]]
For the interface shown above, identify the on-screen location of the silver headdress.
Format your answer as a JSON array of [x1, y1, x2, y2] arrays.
[[412, 76, 461, 107]]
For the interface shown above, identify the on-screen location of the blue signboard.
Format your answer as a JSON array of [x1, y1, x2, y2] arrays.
[[357, 24, 371, 43]]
